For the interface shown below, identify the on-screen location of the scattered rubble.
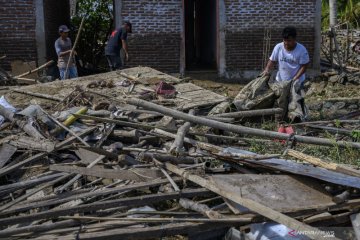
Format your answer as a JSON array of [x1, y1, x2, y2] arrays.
[[0, 67, 359, 240]]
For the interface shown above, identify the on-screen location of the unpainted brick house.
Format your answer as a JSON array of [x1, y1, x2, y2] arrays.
[[0, 0, 70, 70], [114, 0, 322, 79], [1, 0, 321, 79]]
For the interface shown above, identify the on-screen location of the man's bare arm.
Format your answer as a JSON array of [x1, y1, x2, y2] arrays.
[[263, 60, 276, 75], [122, 40, 129, 61], [293, 64, 308, 80], [59, 50, 72, 57]]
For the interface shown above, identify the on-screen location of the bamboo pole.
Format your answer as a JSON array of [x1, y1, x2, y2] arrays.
[[14, 60, 54, 78], [12, 89, 63, 101], [169, 109, 194, 155], [127, 98, 360, 149], [214, 108, 283, 118], [64, 17, 85, 79], [164, 162, 338, 240], [286, 149, 360, 177]]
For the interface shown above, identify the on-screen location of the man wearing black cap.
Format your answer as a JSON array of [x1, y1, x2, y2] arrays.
[[55, 25, 78, 80], [105, 21, 132, 71]]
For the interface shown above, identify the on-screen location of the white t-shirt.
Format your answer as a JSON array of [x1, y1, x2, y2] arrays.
[[269, 42, 310, 82]]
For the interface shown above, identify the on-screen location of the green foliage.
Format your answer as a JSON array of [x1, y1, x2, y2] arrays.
[[351, 129, 360, 141], [322, 0, 360, 29], [71, 0, 113, 70]]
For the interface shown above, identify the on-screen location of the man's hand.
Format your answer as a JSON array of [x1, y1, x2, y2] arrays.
[[125, 53, 129, 62], [292, 79, 302, 92], [260, 70, 270, 77]]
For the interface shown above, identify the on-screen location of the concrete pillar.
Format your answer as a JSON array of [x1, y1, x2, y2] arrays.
[[180, 0, 186, 75], [218, 0, 226, 77], [313, 0, 322, 70], [114, 0, 122, 28], [35, 0, 46, 65]]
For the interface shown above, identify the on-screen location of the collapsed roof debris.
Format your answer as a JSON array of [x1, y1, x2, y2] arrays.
[[0, 67, 359, 240]]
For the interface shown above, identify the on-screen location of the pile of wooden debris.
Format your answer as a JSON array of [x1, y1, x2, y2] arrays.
[[0, 67, 359, 240]]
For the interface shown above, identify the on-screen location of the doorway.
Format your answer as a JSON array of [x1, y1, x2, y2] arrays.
[[184, 0, 217, 70]]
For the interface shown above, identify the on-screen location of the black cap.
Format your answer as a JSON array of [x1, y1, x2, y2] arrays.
[[59, 25, 70, 33], [124, 21, 132, 33]]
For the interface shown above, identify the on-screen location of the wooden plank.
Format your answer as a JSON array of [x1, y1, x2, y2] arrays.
[[50, 165, 162, 181], [175, 83, 204, 92], [0, 127, 97, 178], [62, 222, 235, 240], [1, 178, 182, 216], [0, 173, 64, 195], [56, 155, 106, 192], [75, 148, 101, 164], [0, 143, 17, 168], [220, 149, 360, 189], [8, 136, 55, 152], [0, 188, 211, 225], [164, 162, 338, 240], [180, 99, 227, 110], [211, 174, 334, 213]]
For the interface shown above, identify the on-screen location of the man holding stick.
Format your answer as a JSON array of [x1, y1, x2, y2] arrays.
[[55, 25, 78, 80]]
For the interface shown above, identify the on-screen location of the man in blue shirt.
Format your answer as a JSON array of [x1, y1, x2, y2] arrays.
[[55, 25, 78, 80], [105, 21, 132, 71]]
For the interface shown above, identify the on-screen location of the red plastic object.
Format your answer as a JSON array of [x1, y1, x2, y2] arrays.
[[275, 124, 287, 144], [155, 81, 176, 95], [277, 125, 286, 134], [285, 126, 294, 135]]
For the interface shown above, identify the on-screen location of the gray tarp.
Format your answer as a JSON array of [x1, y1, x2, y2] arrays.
[[233, 75, 308, 121]]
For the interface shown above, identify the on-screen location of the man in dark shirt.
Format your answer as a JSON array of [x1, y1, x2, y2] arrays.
[[105, 21, 132, 71]]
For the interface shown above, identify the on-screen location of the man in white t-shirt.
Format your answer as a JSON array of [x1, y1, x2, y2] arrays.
[[262, 27, 310, 85]]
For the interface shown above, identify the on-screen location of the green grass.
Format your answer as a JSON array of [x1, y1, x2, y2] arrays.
[[243, 122, 360, 168]]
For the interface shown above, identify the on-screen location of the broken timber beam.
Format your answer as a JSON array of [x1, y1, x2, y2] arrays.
[[50, 165, 162, 182], [127, 98, 360, 149], [164, 162, 339, 240], [0, 188, 211, 225]]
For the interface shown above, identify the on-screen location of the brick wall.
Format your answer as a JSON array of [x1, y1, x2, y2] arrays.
[[0, 0, 37, 70], [120, 0, 317, 74], [120, 0, 182, 72], [224, 0, 316, 72]]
